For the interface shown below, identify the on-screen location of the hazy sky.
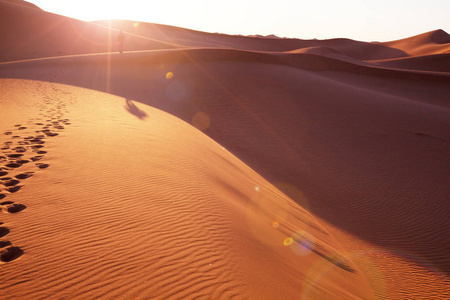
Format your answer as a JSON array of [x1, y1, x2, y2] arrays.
[[27, 0, 450, 42]]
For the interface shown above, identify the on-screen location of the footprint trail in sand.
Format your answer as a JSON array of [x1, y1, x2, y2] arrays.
[[0, 88, 71, 263]]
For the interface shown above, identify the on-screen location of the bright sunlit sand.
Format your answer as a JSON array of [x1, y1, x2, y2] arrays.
[[0, 1, 450, 299]]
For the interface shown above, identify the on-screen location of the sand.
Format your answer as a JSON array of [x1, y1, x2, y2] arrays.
[[1, 0, 450, 299]]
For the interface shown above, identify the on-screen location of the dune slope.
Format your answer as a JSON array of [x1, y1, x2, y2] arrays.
[[4, 47, 450, 299], [2, 49, 449, 299], [0, 79, 374, 299]]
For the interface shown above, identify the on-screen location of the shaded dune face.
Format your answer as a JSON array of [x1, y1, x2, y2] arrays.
[[0, 0, 450, 299]]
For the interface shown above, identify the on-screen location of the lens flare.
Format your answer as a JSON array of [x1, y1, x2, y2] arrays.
[[166, 72, 173, 79], [133, 22, 139, 28], [254, 186, 260, 192], [192, 112, 210, 131], [274, 182, 310, 211], [272, 221, 279, 228], [166, 81, 186, 102], [291, 230, 315, 256], [284, 237, 293, 246]]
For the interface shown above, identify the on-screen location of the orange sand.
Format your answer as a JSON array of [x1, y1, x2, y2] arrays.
[[1, 0, 449, 299]]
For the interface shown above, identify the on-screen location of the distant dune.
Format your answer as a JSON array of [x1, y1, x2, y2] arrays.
[[1, 0, 450, 299], [2, 0, 41, 10], [382, 29, 450, 56], [0, 1, 179, 62]]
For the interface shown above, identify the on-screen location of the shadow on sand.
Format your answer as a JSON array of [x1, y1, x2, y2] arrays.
[[125, 98, 147, 119]]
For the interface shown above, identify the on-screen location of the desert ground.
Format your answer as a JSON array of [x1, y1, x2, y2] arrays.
[[1, 0, 449, 299]]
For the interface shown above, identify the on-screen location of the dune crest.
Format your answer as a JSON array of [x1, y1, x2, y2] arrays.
[[381, 29, 450, 56], [2, 0, 41, 9]]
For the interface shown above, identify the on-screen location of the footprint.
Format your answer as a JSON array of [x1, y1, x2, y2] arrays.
[[6, 186, 22, 193], [3, 132, 12, 136], [0, 201, 14, 205], [45, 132, 58, 137], [0, 171, 7, 177], [18, 127, 27, 130], [15, 172, 33, 180], [7, 154, 24, 158], [0, 241, 11, 248], [0, 194, 6, 200], [3, 179, 20, 187], [30, 139, 45, 145], [5, 162, 22, 168], [36, 163, 49, 169], [12, 147, 27, 153], [0, 199, 27, 213], [4, 204, 26, 213], [0, 227, 9, 238], [16, 159, 30, 164], [1, 246, 23, 262], [31, 156, 43, 162]]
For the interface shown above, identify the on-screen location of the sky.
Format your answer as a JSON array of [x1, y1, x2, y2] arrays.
[[27, 0, 450, 42]]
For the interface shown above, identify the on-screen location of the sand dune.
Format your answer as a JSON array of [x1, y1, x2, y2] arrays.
[[369, 53, 450, 72], [1, 1, 450, 299], [0, 79, 374, 299], [381, 29, 450, 56], [93, 19, 412, 60], [0, 0, 180, 62]]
